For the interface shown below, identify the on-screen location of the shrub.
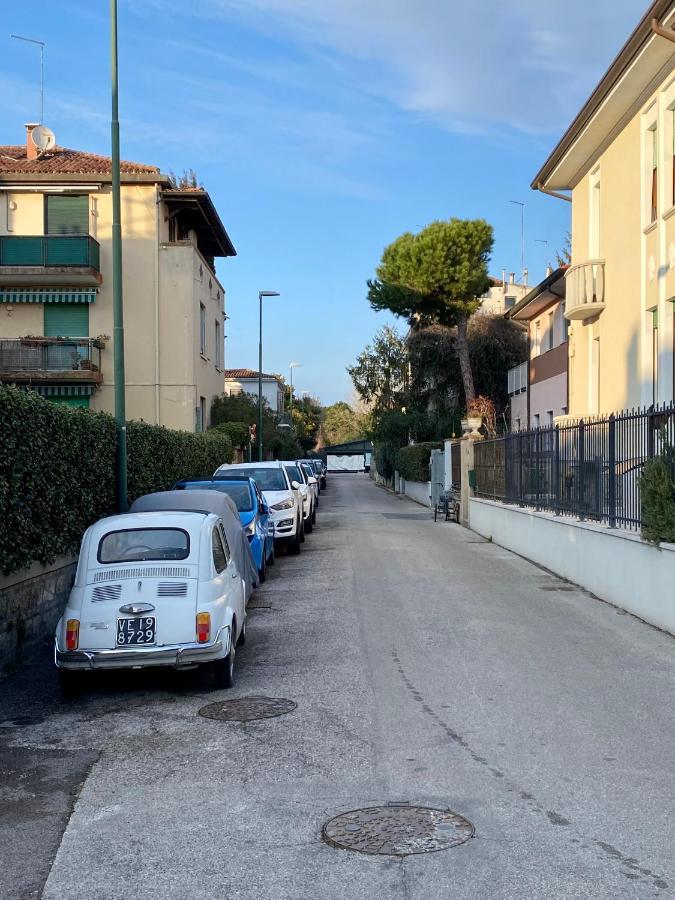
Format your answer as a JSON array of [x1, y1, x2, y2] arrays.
[[209, 421, 250, 449], [639, 440, 675, 546], [373, 442, 398, 480], [395, 442, 442, 483], [0, 386, 233, 576]]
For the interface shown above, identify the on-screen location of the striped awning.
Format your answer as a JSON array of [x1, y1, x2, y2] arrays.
[[28, 384, 95, 397], [0, 289, 97, 304]]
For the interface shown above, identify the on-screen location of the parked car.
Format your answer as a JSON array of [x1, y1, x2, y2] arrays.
[[281, 460, 314, 533], [173, 476, 275, 583], [298, 460, 320, 508], [214, 461, 304, 554], [54, 490, 257, 691], [310, 458, 327, 489]]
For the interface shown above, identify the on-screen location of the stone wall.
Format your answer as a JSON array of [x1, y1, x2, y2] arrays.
[[0, 557, 76, 669]]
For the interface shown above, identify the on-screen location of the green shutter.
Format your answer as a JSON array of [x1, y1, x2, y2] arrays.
[[46, 396, 90, 408], [46, 195, 89, 235], [44, 303, 89, 337]]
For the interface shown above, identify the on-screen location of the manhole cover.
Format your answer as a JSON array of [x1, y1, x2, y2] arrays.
[[322, 804, 474, 856], [248, 596, 273, 609], [198, 696, 297, 722]]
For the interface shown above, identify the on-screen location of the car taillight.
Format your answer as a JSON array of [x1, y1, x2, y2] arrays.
[[196, 612, 211, 644], [66, 619, 79, 651]]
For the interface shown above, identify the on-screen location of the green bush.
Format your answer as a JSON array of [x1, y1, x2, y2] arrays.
[[640, 442, 675, 546], [0, 386, 233, 576], [209, 421, 250, 449], [395, 442, 442, 482], [373, 442, 398, 480]]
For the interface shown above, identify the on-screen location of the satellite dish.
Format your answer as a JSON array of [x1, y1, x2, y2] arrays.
[[31, 124, 56, 152]]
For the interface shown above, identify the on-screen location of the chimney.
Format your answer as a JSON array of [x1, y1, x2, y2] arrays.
[[545, 265, 553, 277], [509, 272, 516, 284], [501, 268, 507, 291], [24, 123, 40, 161]]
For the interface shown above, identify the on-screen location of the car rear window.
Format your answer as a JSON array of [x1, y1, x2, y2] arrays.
[[98, 528, 190, 563], [226, 468, 287, 491], [179, 481, 254, 512], [284, 465, 303, 485]]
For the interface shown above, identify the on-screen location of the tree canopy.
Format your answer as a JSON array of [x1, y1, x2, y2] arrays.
[[346, 325, 407, 424], [323, 401, 371, 446]]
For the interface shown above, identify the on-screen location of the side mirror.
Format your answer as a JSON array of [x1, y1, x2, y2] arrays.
[[260, 502, 269, 514], [291, 480, 301, 490]]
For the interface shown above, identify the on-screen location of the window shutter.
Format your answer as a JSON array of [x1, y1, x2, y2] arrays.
[[44, 303, 89, 337], [46, 195, 89, 235]]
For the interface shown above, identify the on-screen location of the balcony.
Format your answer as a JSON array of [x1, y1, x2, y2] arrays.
[[0, 235, 102, 286], [564, 260, 605, 320], [0, 338, 104, 386]]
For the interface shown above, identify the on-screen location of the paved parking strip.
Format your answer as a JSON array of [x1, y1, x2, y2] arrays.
[[1, 473, 675, 898]]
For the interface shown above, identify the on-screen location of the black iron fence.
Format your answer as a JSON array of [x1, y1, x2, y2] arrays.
[[473, 404, 675, 530]]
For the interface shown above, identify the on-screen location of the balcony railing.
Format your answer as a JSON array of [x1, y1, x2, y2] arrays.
[[0, 337, 103, 384], [508, 360, 528, 395], [564, 260, 605, 320], [0, 235, 100, 270]]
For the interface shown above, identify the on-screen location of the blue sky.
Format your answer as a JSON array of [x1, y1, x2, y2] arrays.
[[3, 0, 642, 403]]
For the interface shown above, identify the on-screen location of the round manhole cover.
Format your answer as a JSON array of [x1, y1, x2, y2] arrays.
[[198, 696, 297, 722], [322, 805, 474, 856]]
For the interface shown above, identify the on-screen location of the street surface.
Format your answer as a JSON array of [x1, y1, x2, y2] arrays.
[[1, 473, 674, 899]]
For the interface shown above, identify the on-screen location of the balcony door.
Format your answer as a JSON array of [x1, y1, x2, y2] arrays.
[[44, 303, 89, 373], [45, 195, 88, 235]]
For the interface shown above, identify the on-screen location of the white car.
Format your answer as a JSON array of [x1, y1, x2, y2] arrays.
[[54, 490, 254, 691], [298, 460, 320, 507], [282, 460, 314, 533], [215, 461, 304, 554]]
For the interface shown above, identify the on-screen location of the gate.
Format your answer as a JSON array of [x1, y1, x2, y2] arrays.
[[430, 449, 445, 508]]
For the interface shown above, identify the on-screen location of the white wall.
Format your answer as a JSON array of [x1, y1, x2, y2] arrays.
[[469, 498, 675, 636], [403, 479, 431, 507]]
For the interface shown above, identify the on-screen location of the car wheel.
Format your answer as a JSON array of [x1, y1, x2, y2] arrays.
[[268, 540, 275, 566], [58, 668, 83, 698], [237, 619, 247, 646], [258, 555, 266, 584], [305, 513, 313, 534], [311, 506, 317, 524], [299, 519, 305, 544], [289, 527, 302, 556], [212, 634, 236, 688]]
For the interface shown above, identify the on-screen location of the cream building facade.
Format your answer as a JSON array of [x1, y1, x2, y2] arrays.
[[0, 126, 235, 431], [533, 0, 675, 417]]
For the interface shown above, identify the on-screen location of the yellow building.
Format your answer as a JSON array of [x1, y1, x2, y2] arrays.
[[533, 0, 675, 417], [0, 125, 235, 430]]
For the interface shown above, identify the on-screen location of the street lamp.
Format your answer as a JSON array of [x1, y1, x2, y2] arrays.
[[258, 290, 280, 461], [289, 362, 302, 417]]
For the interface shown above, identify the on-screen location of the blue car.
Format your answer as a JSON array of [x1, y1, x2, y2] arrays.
[[173, 476, 275, 582]]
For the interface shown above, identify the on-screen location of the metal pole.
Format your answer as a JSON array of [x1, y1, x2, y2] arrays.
[[111, 0, 127, 512], [40, 43, 44, 124], [258, 292, 263, 461], [608, 414, 616, 527], [289, 365, 294, 417]]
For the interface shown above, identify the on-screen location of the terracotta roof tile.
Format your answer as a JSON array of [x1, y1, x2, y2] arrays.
[[0, 145, 160, 176], [224, 369, 279, 380]]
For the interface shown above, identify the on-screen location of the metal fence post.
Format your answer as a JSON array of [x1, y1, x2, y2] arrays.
[[608, 414, 616, 528], [518, 431, 524, 507], [577, 419, 585, 522], [553, 426, 560, 515], [535, 427, 541, 511]]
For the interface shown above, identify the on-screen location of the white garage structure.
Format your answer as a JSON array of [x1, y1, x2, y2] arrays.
[[323, 439, 373, 473]]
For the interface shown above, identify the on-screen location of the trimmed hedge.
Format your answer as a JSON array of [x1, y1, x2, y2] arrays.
[[0, 386, 233, 576], [209, 421, 250, 449], [373, 442, 398, 480], [395, 442, 442, 483]]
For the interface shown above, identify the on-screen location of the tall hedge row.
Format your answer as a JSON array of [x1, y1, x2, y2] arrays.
[[395, 442, 442, 482], [0, 386, 233, 576]]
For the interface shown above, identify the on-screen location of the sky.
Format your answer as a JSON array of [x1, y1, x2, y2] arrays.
[[2, 0, 644, 403]]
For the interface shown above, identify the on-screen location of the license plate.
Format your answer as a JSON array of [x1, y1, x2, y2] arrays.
[[117, 617, 156, 646]]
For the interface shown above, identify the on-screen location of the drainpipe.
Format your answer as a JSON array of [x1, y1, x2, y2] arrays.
[[651, 17, 675, 44], [535, 182, 572, 203]]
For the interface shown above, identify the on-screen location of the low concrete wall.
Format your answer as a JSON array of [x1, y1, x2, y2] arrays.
[[470, 498, 675, 636], [0, 556, 76, 668], [403, 479, 431, 507]]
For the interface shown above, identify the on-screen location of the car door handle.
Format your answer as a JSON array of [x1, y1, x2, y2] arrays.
[[231, 572, 238, 579]]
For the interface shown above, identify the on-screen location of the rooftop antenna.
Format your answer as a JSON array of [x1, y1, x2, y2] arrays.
[[509, 199, 525, 282], [11, 34, 45, 123]]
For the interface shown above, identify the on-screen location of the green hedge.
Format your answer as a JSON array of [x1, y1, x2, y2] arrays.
[[209, 421, 250, 449], [395, 442, 442, 482], [373, 442, 398, 480], [0, 386, 233, 576]]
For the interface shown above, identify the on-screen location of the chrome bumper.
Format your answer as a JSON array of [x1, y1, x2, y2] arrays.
[[55, 627, 229, 672]]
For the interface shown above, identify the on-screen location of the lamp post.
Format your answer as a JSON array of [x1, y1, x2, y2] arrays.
[[289, 362, 302, 417], [111, 0, 127, 512], [258, 290, 280, 460]]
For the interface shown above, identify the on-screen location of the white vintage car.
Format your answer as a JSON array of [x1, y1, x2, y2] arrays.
[[54, 490, 257, 691]]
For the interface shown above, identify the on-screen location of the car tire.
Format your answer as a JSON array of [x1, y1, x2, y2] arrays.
[[237, 619, 247, 646], [212, 633, 236, 688], [58, 668, 83, 698], [311, 506, 317, 524], [258, 555, 267, 584], [305, 514, 313, 534], [299, 519, 305, 544], [268, 540, 275, 566], [289, 528, 302, 556]]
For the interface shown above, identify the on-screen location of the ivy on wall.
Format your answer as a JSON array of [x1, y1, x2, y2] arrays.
[[0, 386, 233, 576]]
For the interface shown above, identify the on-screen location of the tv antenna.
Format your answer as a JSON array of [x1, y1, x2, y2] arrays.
[[11, 34, 45, 123], [31, 124, 56, 153]]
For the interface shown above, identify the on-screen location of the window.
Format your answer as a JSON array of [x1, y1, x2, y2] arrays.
[[651, 126, 658, 224], [214, 319, 221, 368], [533, 413, 540, 429], [45, 194, 88, 234], [225, 467, 288, 491], [284, 465, 303, 485], [218, 525, 231, 561], [504, 295, 516, 309], [199, 303, 206, 356], [212, 528, 228, 574], [546, 410, 554, 426], [534, 321, 541, 356], [548, 311, 554, 351], [562, 304, 569, 342], [98, 528, 189, 564]]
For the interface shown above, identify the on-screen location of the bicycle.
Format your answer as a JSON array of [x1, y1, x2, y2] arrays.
[[433, 484, 460, 523]]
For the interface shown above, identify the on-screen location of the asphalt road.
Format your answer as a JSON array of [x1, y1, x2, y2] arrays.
[[1, 473, 675, 899]]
